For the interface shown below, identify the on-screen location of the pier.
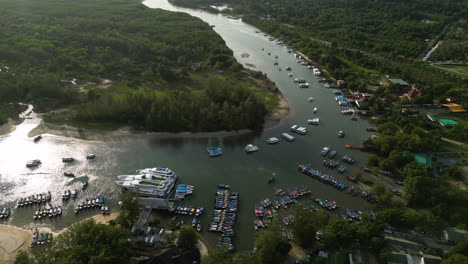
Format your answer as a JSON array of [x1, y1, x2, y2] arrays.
[[139, 198, 176, 211]]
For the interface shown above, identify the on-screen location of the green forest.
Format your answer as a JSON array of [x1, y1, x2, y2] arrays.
[[0, 0, 274, 131], [172, 0, 467, 58], [172, 0, 467, 104]]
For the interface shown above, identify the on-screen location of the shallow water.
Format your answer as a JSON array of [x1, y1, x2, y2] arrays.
[[0, 0, 374, 251]]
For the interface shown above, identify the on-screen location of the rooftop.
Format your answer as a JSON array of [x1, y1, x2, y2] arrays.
[[439, 119, 458, 127], [442, 103, 466, 113], [389, 79, 410, 86]]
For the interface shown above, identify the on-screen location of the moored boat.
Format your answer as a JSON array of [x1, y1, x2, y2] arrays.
[[62, 157, 75, 163], [33, 135, 42, 143], [281, 133, 295, 142], [86, 154, 96, 159], [207, 147, 223, 157], [245, 144, 259, 153], [266, 137, 279, 144], [26, 160, 41, 168], [320, 147, 330, 156], [338, 131, 345, 138]]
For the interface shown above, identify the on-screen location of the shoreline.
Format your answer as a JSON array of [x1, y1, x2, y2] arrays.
[[0, 212, 118, 263], [26, 93, 289, 142]]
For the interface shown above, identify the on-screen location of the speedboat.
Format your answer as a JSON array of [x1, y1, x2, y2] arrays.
[[86, 154, 96, 159], [26, 160, 41, 168], [321, 147, 330, 156], [329, 151, 337, 159], [62, 157, 74, 163], [33, 135, 42, 143], [308, 97, 313, 102], [308, 118, 319, 125], [313, 107, 317, 114], [196, 221, 202, 232], [290, 125, 306, 135], [338, 131, 345, 138], [281, 133, 295, 142], [285, 66, 291, 71], [245, 144, 259, 153], [266, 137, 279, 144], [268, 177, 275, 184], [71, 190, 77, 198], [207, 147, 223, 157], [218, 184, 230, 189]]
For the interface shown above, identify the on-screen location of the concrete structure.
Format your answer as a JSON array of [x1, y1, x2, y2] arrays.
[[389, 78, 410, 86]]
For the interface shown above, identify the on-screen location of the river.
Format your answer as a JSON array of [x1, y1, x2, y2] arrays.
[[0, 0, 374, 251]]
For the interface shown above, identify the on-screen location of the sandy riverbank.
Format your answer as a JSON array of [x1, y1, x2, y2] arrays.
[[26, 93, 289, 142], [0, 213, 117, 263]]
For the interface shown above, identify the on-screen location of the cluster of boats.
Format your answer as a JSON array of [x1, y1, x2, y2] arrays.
[[298, 165, 377, 202], [115, 167, 177, 198], [342, 155, 356, 164], [174, 184, 193, 200], [339, 209, 376, 222], [341, 109, 356, 115], [174, 206, 204, 216], [299, 164, 349, 191], [254, 187, 311, 230], [16, 192, 52, 207], [31, 229, 52, 247], [0, 208, 11, 219], [209, 189, 239, 251], [26, 154, 95, 168], [74, 197, 108, 214], [309, 194, 339, 210], [62, 189, 77, 201], [33, 204, 62, 219]]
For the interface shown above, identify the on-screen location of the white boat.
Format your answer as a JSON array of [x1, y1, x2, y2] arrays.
[[308, 118, 319, 125], [338, 131, 345, 138], [245, 144, 259, 153], [135, 167, 176, 177], [308, 97, 313, 102], [266, 137, 279, 144], [298, 82, 309, 88], [290, 125, 307, 135], [116, 168, 177, 198], [281, 133, 295, 142], [26, 160, 41, 168], [288, 73, 293, 77], [321, 147, 330, 156], [313, 107, 317, 114]]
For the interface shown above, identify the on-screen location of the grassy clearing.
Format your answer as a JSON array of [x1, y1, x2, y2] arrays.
[[430, 64, 468, 78]]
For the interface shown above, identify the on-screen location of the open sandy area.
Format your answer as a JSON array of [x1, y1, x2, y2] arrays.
[[0, 213, 117, 263]]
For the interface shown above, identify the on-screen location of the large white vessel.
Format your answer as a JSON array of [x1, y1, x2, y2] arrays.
[[135, 167, 176, 177], [115, 168, 177, 198]]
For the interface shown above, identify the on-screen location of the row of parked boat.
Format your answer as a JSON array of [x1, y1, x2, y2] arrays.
[[16, 192, 52, 207], [33, 204, 62, 219], [74, 197, 107, 214], [0, 208, 11, 219], [174, 206, 205, 216], [25, 154, 96, 168], [62, 189, 77, 201], [174, 184, 193, 200], [339, 209, 377, 222], [209, 189, 239, 252], [31, 228, 52, 247], [298, 164, 377, 202]]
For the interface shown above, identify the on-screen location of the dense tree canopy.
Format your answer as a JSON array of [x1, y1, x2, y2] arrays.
[[0, 0, 275, 131]]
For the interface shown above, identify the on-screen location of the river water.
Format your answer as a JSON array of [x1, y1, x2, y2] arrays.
[[0, 0, 374, 251]]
